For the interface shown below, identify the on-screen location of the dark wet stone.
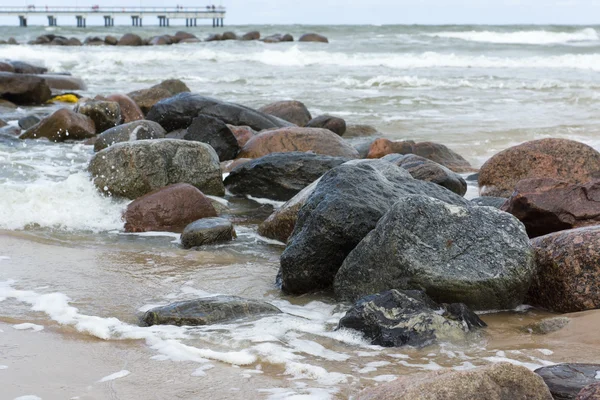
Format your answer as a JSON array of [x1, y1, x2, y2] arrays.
[[127, 79, 191, 115], [20, 108, 95, 141], [93, 120, 166, 152], [75, 99, 121, 133], [536, 364, 600, 400], [8, 61, 47, 74], [180, 217, 236, 248], [241, 31, 260, 41], [0, 72, 51, 105], [184, 114, 240, 161], [258, 100, 312, 126], [17, 115, 41, 130], [305, 115, 346, 136], [298, 33, 328, 43]]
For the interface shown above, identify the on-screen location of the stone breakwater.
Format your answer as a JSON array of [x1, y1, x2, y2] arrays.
[[3, 58, 600, 399], [0, 31, 329, 46]]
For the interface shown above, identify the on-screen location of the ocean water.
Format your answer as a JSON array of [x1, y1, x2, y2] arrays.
[[2, 24, 600, 399]]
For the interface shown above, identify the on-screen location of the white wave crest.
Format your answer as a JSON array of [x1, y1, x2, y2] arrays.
[[428, 28, 599, 45]]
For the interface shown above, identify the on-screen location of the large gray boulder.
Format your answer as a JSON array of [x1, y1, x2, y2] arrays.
[[338, 289, 485, 348], [224, 152, 349, 201], [20, 108, 95, 141], [93, 120, 166, 152], [89, 139, 224, 199], [279, 160, 471, 295], [142, 295, 281, 326], [180, 217, 236, 248], [0, 72, 51, 105], [146, 92, 293, 132], [75, 99, 121, 133], [334, 195, 535, 310]]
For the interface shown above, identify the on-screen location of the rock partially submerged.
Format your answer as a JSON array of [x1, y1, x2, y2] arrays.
[[536, 364, 600, 400], [89, 139, 224, 199], [20, 108, 95, 141], [75, 99, 121, 133], [0, 72, 51, 105], [298, 33, 328, 43], [335, 195, 534, 310], [127, 79, 191, 115], [180, 217, 236, 248], [338, 289, 485, 348], [142, 295, 281, 326], [258, 100, 312, 126], [305, 115, 346, 136]]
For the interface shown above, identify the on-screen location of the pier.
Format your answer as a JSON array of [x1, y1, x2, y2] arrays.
[[0, 6, 226, 27]]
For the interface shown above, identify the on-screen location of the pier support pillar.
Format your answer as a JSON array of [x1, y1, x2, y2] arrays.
[[167, 18, 169, 27], [194, 18, 197, 26], [212, 18, 215, 27], [19, 16, 27, 27], [185, 18, 188, 27], [220, 18, 224, 27]]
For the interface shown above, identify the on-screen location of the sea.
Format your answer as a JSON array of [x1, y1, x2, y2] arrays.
[[1, 24, 600, 399]]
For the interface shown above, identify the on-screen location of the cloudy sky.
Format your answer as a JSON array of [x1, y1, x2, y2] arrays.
[[0, 0, 598, 25]]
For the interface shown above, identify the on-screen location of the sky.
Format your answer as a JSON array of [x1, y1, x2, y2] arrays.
[[0, 0, 599, 25]]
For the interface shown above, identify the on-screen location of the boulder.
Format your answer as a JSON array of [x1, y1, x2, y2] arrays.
[[142, 295, 281, 326], [241, 31, 260, 41], [0, 62, 15, 73], [221, 31, 237, 40], [536, 364, 600, 400], [7, 38, 18, 45], [75, 99, 121, 133], [84, 36, 105, 46], [17, 115, 41, 130], [338, 289, 486, 347], [522, 317, 571, 335], [383, 153, 467, 196], [105, 35, 118, 45], [146, 92, 293, 132], [280, 34, 293, 42], [50, 37, 69, 46], [578, 383, 600, 400], [227, 125, 256, 147], [179, 38, 201, 44], [66, 37, 82, 46], [127, 79, 191, 115], [258, 100, 312, 126], [20, 108, 95, 141], [174, 31, 197, 41], [224, 152, 348, 201], [149, 35, 173, 46], [123, 183, 217, 232], [527, 226, 600, 313], [106, 94, 144, 123], [258, 179, 319, 243], [479, 139, 600, 197], [0, 72, 51, 105], [0, 99, 16, 109], [88, 139, 224, 198], [305, 115, 346, 136], [501, 178, 600, 238], [357, 363, 553, 400], [279, 160, 471, 295], [237, 127, 360, 159], [344, 124, 379, 137], [180, 217, 236, 248], [205, 34, 222, 42], [34, 74, 86, 91], [183, 115, 240, 161], [262, 34, 284, 43], [471, 196, 507, 208], [367, 138, 474, 173], [221, 158, 252, 174], [8, 61, 47, 74], [117, 33, 143, 46], [335, 195, 534, 309], [93, 120, 166, 152], [298, 33, 328, 43]]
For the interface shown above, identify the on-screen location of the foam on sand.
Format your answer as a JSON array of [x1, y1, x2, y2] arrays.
[[13, 323, 44, 332], [97, 370, 130, 383]]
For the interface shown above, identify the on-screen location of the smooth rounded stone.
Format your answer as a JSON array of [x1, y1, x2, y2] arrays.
[[7, 38, 18, 45], [221, 31, 237, 40], [183, 114, 240, 161], [174, 31, 197, 40], [33, 74, 86, 90], [262, 34, 284, 43], [227, 125, 256, 147], [20, 108, 95, 142], [258, 100, 312, 126], [75, 99, 121, 133], [279, 160, 471, 295], [149, 35, 173, 46], [117, 33, 143, 46], [237, 127, 360, 159], [93, 120, 166, 152], [83, 36, 105, 46], [225, 152, 348, 201], [8, 61, 47, 74], [258, 178, 319, 243], [205, 34, 223, 42], [127, 79, 191, 115], [358, 363, 553, 400], [106, 94, 144, 123], [471, 196, 507, 208], [0, 99, 17, 109], [335, 195, 534, 309], [367, 138, 474, 173], [383, 153, 467, 196], [142, 295, 281, 327], [0, 72, 51, 105], [89, 139, 224, 199], [241, 31, 260, 40], [179, 38, 201, 44], [536, 364, 600, 400], [17, 115, 41, 130], [344, 124, 379, 137], [501, 178, 600, 238], [0, 62, 15, 73], [522, 317, 571, 335], [305, 115, 346, 136], [124, 183, 217, 233], [50, 37, 69, 46], [147, 92, 292, 132], [180, 217, 236, 249], [578, 383, 600, 400], [104, 35, 118, 45], [66, 37, 82, 46], [479, 138, 600, 197], [528, 226, 600, 313], [298, 33, 329, 43], [339, 289, 485, 348]]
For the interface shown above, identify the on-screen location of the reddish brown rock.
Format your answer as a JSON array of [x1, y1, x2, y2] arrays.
[[258, 100, 312, 126], [479, 138, 600, 197], [107, 94, 144, 123], [123, 183, 217, 233], [0, 62, 15, 73], [226, 125, 256, 147], [578, 383, 600, 400], [19, 108, 95, 141], [528, 226, 600, 312], [0, 72, 52, 105], [127, 79, 190, 115], [366, 138, 473, 173], [305, 115, 346, 136], [117, 33, 143, 46], [501, 178, 600, 238], [298, 33, 329, 43], [237, 127, 359, 159]]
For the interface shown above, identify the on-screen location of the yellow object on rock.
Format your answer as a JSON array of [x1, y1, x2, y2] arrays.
[[49, 94, 79, 103]]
